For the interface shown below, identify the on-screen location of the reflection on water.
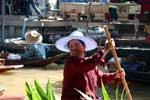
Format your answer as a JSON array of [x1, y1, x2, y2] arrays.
[[104, 82, 150, 100], [0, 67, 150, 100]]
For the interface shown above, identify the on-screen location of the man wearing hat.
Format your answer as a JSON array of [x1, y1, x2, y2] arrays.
[[20, 30, 50, 60], [0, 30, 50, 60], [55, 31, 125, 100]]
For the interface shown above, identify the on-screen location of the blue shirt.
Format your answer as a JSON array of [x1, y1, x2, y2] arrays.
[[21, 43, 50, 60], [99, 0, 110, 4]]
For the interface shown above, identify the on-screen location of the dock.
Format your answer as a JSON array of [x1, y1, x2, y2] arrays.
[[0, 15, 144, 39]]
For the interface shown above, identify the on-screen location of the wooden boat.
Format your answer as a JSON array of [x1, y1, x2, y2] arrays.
[[5, 53, 67, 67], [0, 40, 67, 67], [108, 59, 150, 83], [125, 70, 150, 83], [108, 47, 150, 83], [0, 65, 24, 73]]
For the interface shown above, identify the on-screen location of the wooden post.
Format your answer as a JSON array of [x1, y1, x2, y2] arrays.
[[76, 13, 81, 22], [103, 25, 132, 100], [1, 0, 5, 41], [62, 12, 67, 21], [86, 2, 92, 34]]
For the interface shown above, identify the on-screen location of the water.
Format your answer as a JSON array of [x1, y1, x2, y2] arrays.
[[0, 67, 150, 100], [106, 82, 150, 100], [0, 67, 63, 100]]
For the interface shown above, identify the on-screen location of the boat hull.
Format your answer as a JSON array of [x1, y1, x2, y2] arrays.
[[5, 53, 67, 67], [125, 70, 150, 83]]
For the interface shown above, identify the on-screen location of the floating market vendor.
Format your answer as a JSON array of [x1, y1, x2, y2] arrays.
[[55, 30, 125, 100], [0, 30, 50, 60]]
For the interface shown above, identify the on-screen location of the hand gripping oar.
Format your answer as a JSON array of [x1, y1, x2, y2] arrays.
[[103, 25, 132, 100]]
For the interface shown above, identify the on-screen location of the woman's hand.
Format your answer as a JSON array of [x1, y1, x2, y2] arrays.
[[104, 39, 115, 52], [114, 68, 125, 79], [103, 39, 115, 58]]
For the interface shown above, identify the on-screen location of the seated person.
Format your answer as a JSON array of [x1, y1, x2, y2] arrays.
[[20, 30, 50, 60], [0, 30, 50, 60]]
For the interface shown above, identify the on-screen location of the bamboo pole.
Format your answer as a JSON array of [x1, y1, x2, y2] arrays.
[[103, 25, 132, 100]]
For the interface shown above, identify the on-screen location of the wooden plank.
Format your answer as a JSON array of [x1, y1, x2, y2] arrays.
[[71, 22, 115, 29]]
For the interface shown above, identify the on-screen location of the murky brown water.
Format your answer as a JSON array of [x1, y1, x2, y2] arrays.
[[100, 82, 150, 100], [0, 66, 63, 100], [0, 66, 150, 100]]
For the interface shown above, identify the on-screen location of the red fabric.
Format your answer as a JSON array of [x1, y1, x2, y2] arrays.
[[145, 34, 150, 43], [139, 0, 150, 21], [61, 50, 116, 100]]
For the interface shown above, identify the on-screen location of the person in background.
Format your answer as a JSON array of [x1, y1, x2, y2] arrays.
[[0, 30, 50, 60], [25, 0, 43, 18], [55, 31, 125, 100], [20, 30, 50, 60], [13, 0, 26, 15], [108, 5, 118, 22], [98, 0, 119, 22]]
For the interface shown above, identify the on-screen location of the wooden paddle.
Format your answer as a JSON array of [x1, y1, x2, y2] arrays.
[[103, 25, 132, 100], [24, 53, 67, 67], [0, 65, 24, 73]]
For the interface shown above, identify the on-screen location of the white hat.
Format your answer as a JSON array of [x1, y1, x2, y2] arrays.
[[55, 31, 97, 52], [25, 30, 43, 44]]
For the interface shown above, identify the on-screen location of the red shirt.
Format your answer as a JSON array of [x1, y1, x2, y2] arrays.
[[61, 50, 116, 100]]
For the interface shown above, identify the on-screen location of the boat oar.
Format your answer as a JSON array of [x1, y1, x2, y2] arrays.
[[103, 25, 132, 100], [0, 65, 24, 73], [24, 53, 67, 67], [10, 40, 25, 47]]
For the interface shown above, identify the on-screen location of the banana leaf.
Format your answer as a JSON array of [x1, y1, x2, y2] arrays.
[[25, 82, 33, 100], [46, 79, 55, 100], [34, 80, 48, 100], [115, 86, 119, 100], [101, 79, 111, 100], [32, 89, 42, 100]]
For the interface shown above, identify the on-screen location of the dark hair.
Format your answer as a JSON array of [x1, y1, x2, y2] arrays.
[[67, 39, 85, 47]]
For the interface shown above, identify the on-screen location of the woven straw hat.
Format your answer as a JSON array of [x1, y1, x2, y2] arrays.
[[25, 30, 43, 44]]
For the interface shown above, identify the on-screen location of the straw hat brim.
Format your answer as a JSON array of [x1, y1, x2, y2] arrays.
[[55, 36, 97, 52], [25, 32, 43, 44]]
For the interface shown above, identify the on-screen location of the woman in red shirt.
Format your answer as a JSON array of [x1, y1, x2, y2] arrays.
[[55, 31, 125, 100]]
